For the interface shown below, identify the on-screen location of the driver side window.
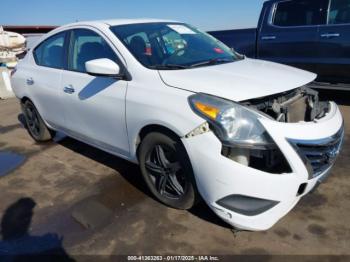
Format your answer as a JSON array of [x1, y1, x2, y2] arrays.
[[68, 29, 118, 73]]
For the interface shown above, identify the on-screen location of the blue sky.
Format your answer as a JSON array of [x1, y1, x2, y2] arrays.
[[1, 0, 266, 31]]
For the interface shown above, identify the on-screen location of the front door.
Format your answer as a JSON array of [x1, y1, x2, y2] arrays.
[[60, 28, 130, 157]]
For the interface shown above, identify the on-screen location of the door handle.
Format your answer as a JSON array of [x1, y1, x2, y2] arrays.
[[261, 35, 277, 40], [26, 78, 34, 85], [320, 33, 340, 38], [63, 85, 75, 94]]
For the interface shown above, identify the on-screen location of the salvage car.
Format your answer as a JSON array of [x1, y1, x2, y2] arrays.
[[11, 19, 344, 230]]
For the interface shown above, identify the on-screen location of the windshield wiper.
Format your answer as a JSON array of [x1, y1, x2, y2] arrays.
[[189, 58, 233, 68], [150, 64, 189, 70]]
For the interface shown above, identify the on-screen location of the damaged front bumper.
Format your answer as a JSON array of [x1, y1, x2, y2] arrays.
[[181, 102, 344, 231]]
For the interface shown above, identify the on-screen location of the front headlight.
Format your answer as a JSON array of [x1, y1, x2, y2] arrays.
[[188, 93, 275, 149]]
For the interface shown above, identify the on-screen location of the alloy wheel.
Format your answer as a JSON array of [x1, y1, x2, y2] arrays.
[[25, 104, 40, 137], [145, 144, 187, 199]]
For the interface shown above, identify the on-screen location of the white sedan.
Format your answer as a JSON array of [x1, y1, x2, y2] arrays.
[[11, 19, 344, 231]]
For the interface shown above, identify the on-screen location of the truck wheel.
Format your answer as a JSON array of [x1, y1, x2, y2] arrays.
[[139, 132, 198, 210], [22, 100, 54, 142]]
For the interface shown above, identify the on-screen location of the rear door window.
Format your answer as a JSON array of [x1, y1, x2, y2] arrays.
[[273, 0, 329, 27], [33, 31, 66, 69], [328, 0, 350, 24]]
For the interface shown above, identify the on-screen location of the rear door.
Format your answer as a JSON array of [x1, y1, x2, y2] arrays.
[[258, 0, 328, 73], [60, 28, 130, 157], [317, 0, 350, 83], [30, 31, 68, 129]]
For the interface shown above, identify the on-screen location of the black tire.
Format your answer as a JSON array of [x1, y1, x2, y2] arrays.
[[22, 100, 54, 142], [138, 132, 198, 210]]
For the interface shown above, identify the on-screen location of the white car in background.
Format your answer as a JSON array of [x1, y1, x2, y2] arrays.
[[11, 19, 344, 231]]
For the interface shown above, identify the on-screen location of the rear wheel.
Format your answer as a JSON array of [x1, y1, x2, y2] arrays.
[[139, 132, 198, 210], [22, 100, 54, 142]]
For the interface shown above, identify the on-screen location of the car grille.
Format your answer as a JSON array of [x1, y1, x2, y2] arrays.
[[289, 123, 344, 179]]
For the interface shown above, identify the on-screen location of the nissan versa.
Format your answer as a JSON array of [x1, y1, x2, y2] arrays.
[[11, 19, 344, 231]]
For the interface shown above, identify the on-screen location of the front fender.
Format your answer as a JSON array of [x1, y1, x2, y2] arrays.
[[126, 83, 204, 162]]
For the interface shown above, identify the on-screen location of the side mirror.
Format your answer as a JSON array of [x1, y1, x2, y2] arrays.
[[85, 58, 123, 78]]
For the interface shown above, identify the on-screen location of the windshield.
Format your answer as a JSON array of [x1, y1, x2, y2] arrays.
[[111, 23, 239, 69]]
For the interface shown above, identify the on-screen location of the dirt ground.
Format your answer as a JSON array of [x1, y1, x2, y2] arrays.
[[0, 90, 349, 259]]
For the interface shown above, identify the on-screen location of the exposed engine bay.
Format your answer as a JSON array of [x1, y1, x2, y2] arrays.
[[243, 86, 330, 123]]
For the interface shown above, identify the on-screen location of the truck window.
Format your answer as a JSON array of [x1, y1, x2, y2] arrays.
[[329, 0, 350, 24], [273, 0, 329, 27]]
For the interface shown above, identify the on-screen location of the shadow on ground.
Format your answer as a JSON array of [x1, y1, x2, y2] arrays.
[[0, 198, 74, 261]]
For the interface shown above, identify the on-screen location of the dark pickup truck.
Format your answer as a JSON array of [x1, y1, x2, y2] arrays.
[[210, 0, 350, 89]]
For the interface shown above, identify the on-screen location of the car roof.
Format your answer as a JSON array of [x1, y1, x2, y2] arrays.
[[62, 18, 180, 28], [33, 18, 182, 49]]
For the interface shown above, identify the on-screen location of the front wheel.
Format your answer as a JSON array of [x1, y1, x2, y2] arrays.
[[22, 100, 54, 142], [138, 132, 198, 210]]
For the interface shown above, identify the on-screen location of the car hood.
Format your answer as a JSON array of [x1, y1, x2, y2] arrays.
[[158, 58, 317, 101]]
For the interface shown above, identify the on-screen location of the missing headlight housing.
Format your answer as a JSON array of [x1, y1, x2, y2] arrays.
[[221, 146, 292, 174]]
